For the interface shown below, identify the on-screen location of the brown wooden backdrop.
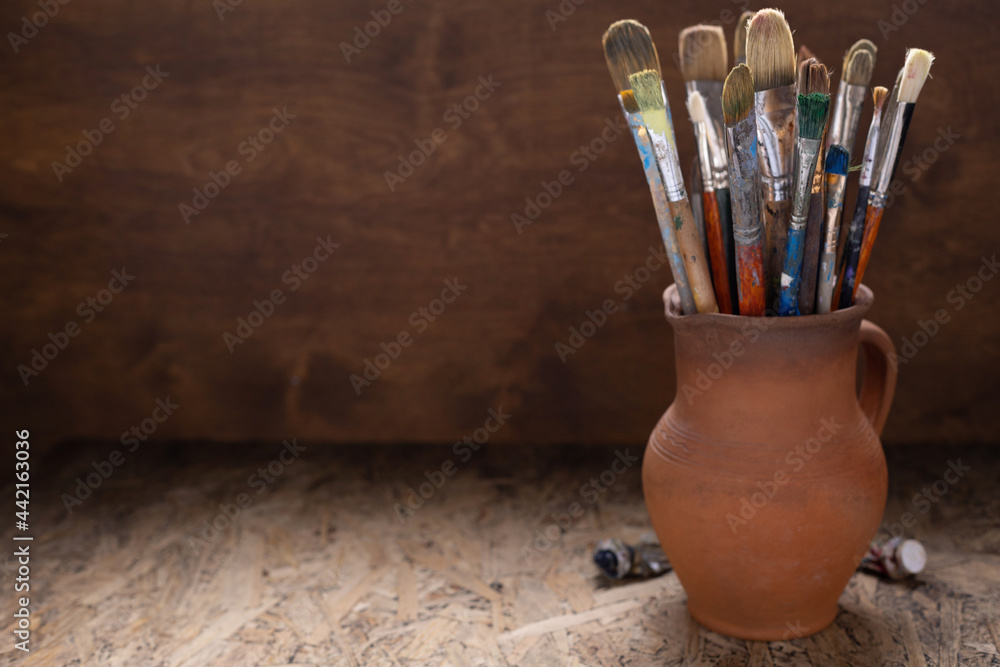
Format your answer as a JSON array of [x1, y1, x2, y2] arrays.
[[2, 0, 998, 448]]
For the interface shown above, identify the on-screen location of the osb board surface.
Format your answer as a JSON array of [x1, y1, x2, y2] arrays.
[[1, 0, 999, 447], [0, 442, 998, 666]]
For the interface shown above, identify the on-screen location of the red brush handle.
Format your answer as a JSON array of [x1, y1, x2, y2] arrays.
[[702, 191, 734, 314], [852, 205, 885, 301], [735, 244, 766, 316]]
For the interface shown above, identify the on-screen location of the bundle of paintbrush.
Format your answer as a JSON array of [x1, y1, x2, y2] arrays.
[[601, 9, 933, 317]]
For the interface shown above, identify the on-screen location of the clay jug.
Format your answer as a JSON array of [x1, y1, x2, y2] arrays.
[[643, 284, 897, 640]]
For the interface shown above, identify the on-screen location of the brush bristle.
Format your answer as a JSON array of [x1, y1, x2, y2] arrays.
[[872, 86, 888, 113], [825, 144, 849, 175], [844, 48, 875, 86], [797, 57, 814, 92], [686, 89, 708, 123], [630, 69, 665, 113], [602, 20, 661, 92], [734, 11, 754, 64], [620, 89, 639, 113], [746, 9, 796, 91], [679, 25, 728, 82], [797, 92, 830, 140], [797, 44, 815, 68], [808, 61, 829, 95], [899, 48, 934, 103], [722, 64, 754, 125]]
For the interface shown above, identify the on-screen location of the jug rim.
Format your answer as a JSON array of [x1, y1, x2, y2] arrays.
[[664, 284, 874, 328]]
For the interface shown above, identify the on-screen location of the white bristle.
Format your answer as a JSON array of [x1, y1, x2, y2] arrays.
[[686, 89, 708, 124], [899, 48, 934, 104]]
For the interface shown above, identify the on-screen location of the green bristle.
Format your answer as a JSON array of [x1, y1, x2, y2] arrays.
[[824, 144, 849, 176], [629, 69, 664, 112], [796, 92, 830, 141]]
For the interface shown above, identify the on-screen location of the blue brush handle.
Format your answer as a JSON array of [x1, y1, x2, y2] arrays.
[[777, 216, 807, 316], [838, 184, 870, 309]]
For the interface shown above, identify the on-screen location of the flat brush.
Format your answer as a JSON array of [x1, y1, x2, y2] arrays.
[[836, 86, 888, 309], [688, 90, 734, 313], [796, 58, 830, 315], [602, 21, 697, 315], [827, 39, 876, 160], [679, 25, 730, 182], [815, 145, 849, 313], [747, 8, 797, 309], [631, 69, 718, 313], [777, 92, 830, 316], [854, 49, 934, 299], [723, 64, 766, 316], [733, 11, 754, 66]]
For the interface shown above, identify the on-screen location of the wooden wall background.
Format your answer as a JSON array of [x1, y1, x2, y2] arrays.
[[1, 0, 997, 448]]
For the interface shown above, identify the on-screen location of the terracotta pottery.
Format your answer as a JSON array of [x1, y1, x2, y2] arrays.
[[643, 284, 897, 640]]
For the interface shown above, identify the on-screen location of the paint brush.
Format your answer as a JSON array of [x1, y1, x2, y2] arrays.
[[827, 40, 877, 160], [688, 90, 734, 313], [722, 64, 766, 316], [603, 21, 697, 315], [815, 145, 849, 313], [796, 59, 830, 315], [776, 92, 831, 316], [836, 86, 888, 309], [690, 157, 709, 260], [853, 49, 934, 299], [746, 8, 797, 309], [733, 11, 754, 66], [631, 68, 719, 313], [680, 25, 738, 311]]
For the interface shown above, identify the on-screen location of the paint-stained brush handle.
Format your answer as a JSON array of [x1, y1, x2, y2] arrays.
[[836, 185, 870, 309], [735, 242, 766, 316], [762, 198, 792, 309], [852, 203, 885, 301], [669, 197, 719, 314], [702, 191, 734, 314]]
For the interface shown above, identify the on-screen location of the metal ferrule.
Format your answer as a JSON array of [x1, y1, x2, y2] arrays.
[[827, 83, 867, 158], [754, 84, 797, 201], [725, 114, 763, 248], [790, 137, 821, 224], [871, 104, 908, 199], [646, 126, 687, 202], [858, 109, 882, 188], [692, 120, 715, 194], [686, 81, 729, 190]]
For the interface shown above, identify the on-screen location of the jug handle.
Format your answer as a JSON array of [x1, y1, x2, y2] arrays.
[[858, 319, 898, 436]]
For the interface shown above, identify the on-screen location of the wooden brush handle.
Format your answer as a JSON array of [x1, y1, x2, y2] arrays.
[[797, 190, 825, 315], [735, 243, 766, 316], [761, 198, 792, 311], [852, 204, 885, 301], [702, 191, 733, 314], [669, 197, 719, 314]]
